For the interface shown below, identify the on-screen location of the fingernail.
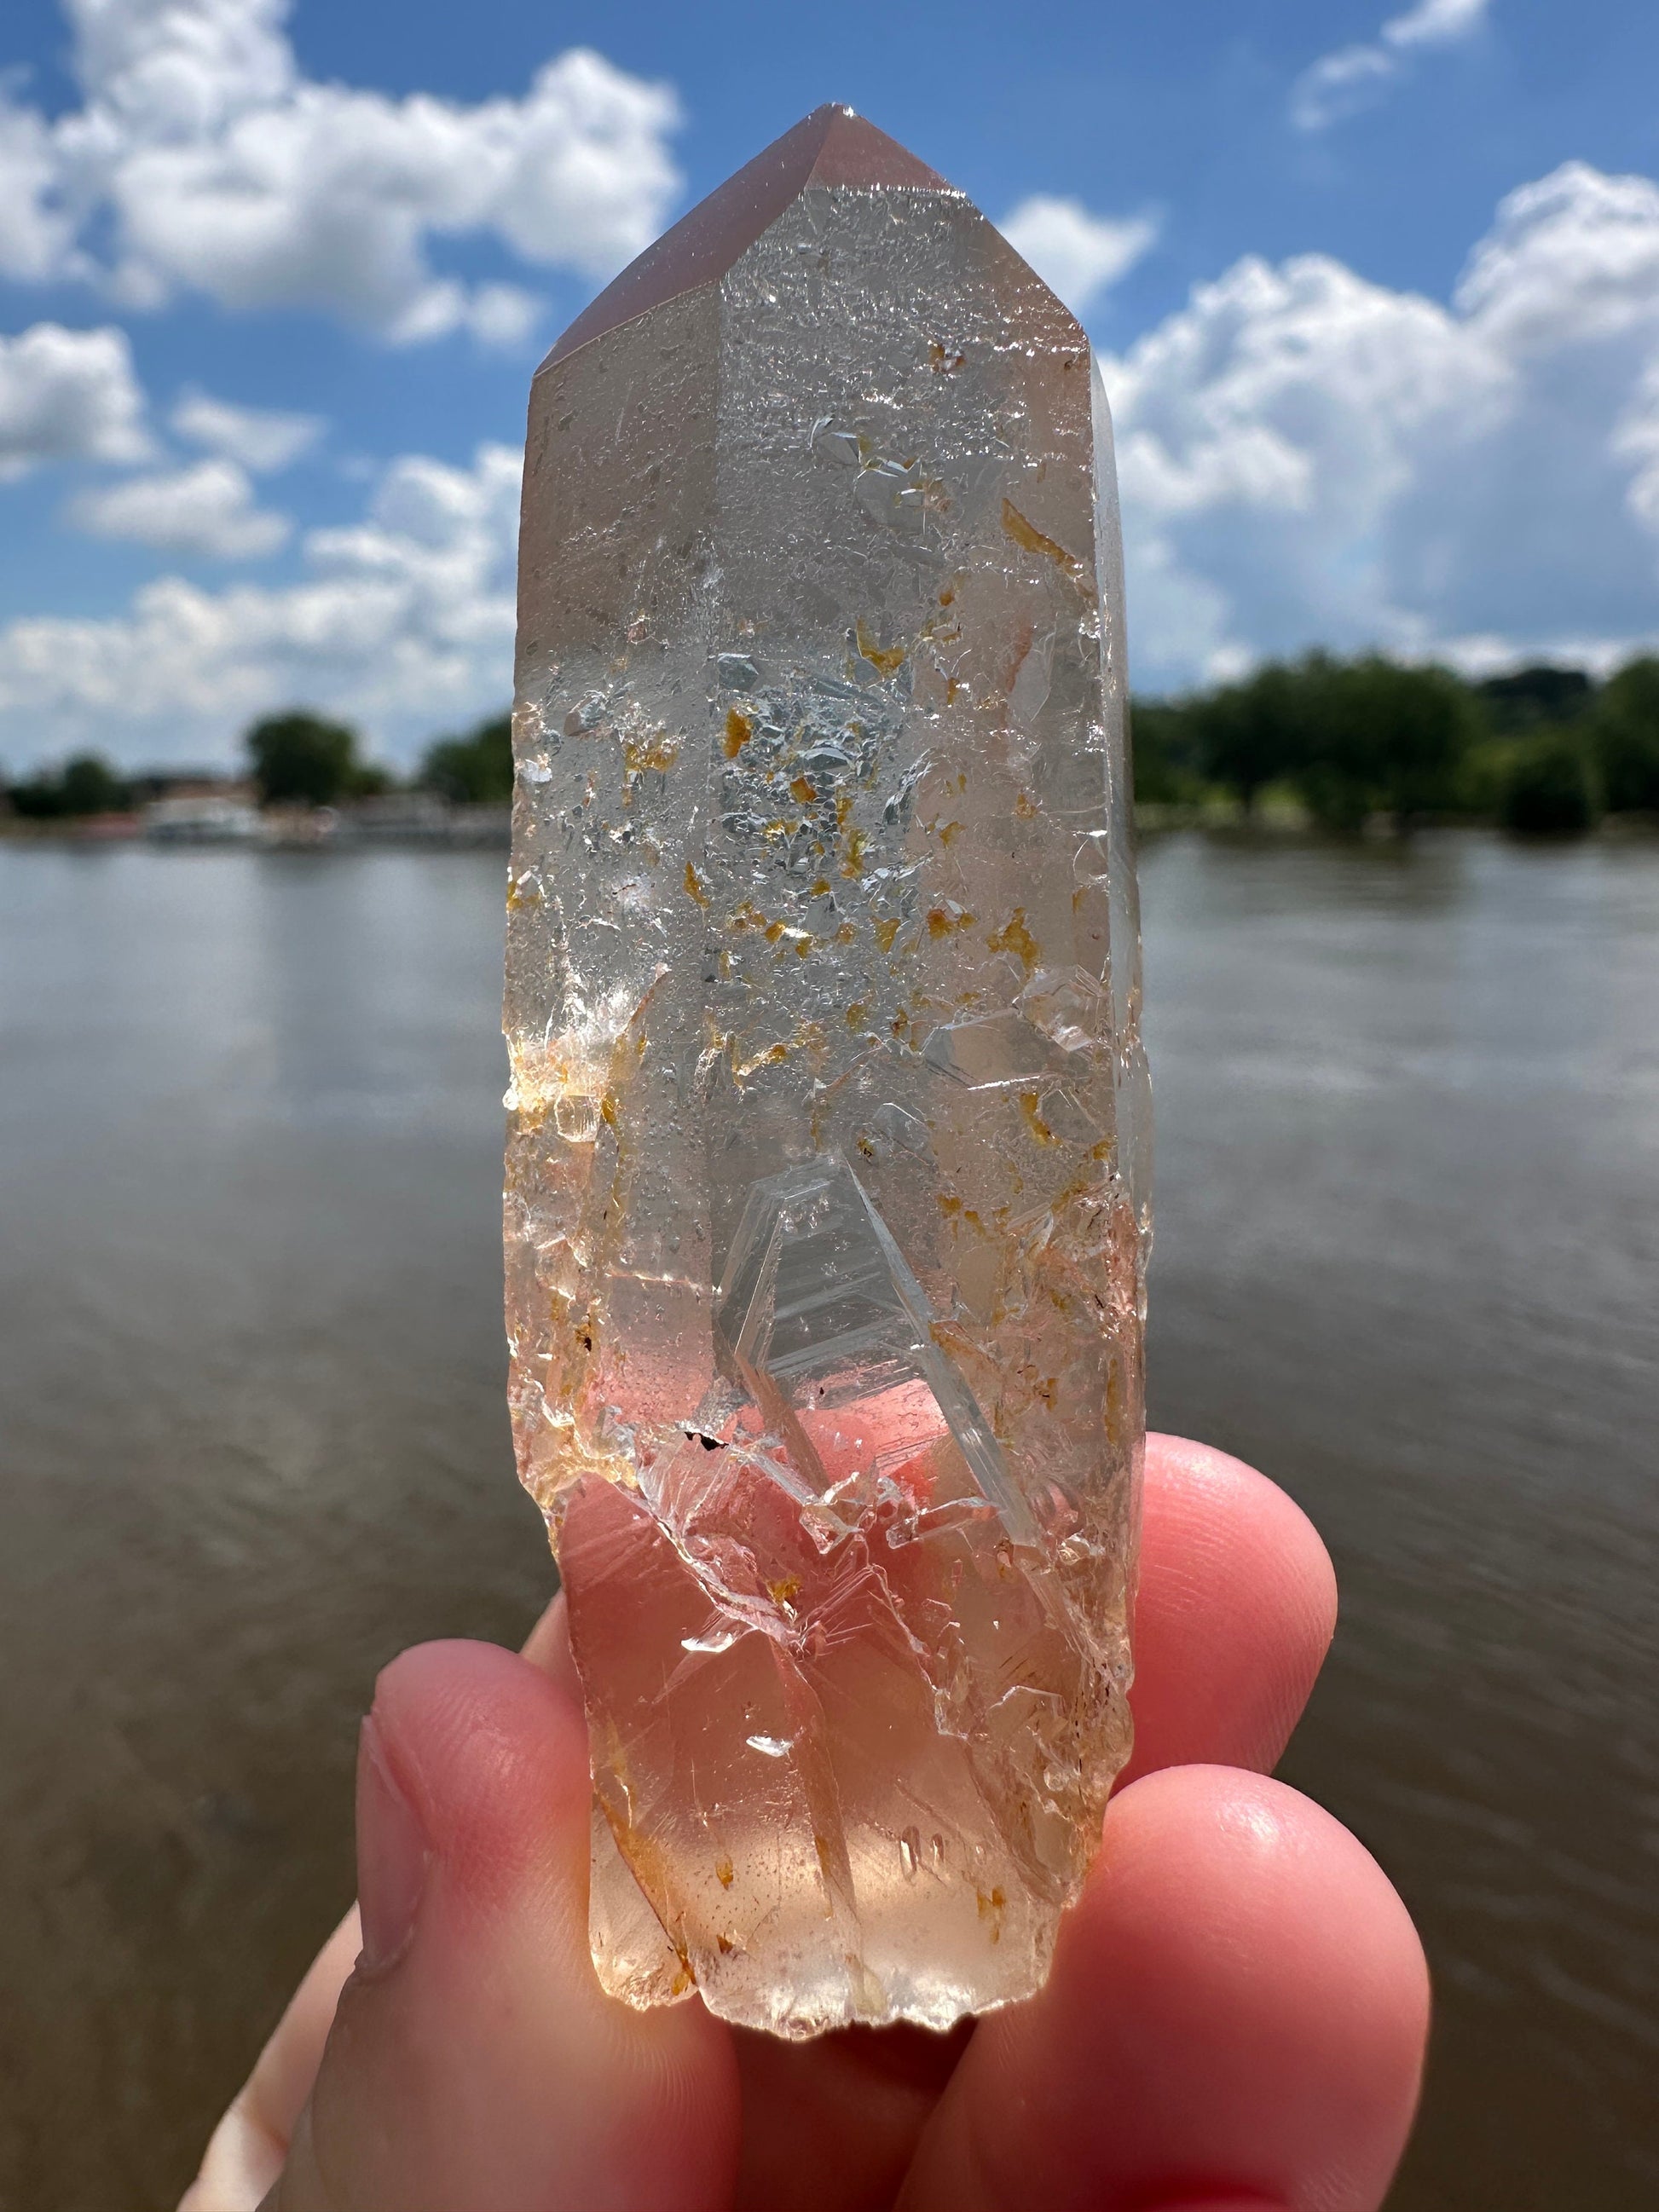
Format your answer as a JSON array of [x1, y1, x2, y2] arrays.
[[356, 1712, 431, 1975]]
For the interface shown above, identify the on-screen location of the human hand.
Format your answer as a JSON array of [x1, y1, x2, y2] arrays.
[[182, 1435, 1429, 2212]]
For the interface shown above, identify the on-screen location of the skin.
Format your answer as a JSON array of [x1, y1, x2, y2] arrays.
[[182, 1435, 1431, 2212]]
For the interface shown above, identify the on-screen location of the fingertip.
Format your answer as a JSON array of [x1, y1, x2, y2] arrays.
[[1142, 1435, 1338, 1656], [286, 1638, 740, 2212], [901, 1765, 1427, 2212], [1126, 1435, 1338, 1783], [373, 1632, 583, 1747], [1049, 1766, 1428, 2212], [367, 1637, 591, 1911], [1090, 1764, 1430, 2048]]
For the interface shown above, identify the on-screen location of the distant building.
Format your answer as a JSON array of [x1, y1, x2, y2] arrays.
[[142, 794, 261, 844], [258, 805, 344, 847], [349, 792, 452, 839], [344, 794, 512, 846], [130, 770, 257, 806]]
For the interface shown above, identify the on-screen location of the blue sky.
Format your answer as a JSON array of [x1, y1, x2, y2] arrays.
[[3, 0, 1659, 770]]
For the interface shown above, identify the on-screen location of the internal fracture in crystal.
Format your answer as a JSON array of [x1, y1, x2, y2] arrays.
[[504, 102, 1149, 2038]]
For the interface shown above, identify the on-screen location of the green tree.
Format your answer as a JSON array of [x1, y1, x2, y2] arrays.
[[61, 754, 131, 813], [418, 712, 514, 804], [1129, 700, 1205, 806], [1187, 663, 1304, 812], [1589, 656, 1659, 813], [7, 752, 130, 818], [6, 775, 64, 819], [1292, 656, 1480, 834], [246, 711, 378, 806], [1477, 665, 1594, 735], [1499, 730, 1600, 834]]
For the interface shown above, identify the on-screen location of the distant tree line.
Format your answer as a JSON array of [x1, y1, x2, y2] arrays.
[[5, 751, 136, 820], [414, 712, 512, 804], [1132, 654, 1659, 834], [244, 712, 391, 806], [6, 660, 1659, 836], [2, 707, 514, 818], [244, 708, 514, 806]]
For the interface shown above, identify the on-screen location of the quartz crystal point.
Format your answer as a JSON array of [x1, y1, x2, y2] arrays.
[[504, 102, 1150, 2039]]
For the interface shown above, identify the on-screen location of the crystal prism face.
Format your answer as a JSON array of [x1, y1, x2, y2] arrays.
[[504, 102, 1149, 2037]]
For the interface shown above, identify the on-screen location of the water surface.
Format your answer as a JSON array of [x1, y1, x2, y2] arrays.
[[0, 834, 1654, 2208]]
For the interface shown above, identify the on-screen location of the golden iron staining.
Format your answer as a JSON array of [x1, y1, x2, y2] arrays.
[[505, 103, 1148, 2042], [987, 908, 1039, 971], [999, 497, 1093, 591], [855, 618, 909, 678]]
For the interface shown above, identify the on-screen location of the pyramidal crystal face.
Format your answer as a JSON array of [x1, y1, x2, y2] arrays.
[[505, 103, 1150, 2038]]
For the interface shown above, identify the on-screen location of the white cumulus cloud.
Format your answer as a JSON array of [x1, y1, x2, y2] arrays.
[[1614, 360, 1659, 532], [1384, 0, 1491, 48], [0, 442, 520, 765], [171, 388, 321, 471], [1453, 161, 1659, 348], [0, 322, 151, 479], [0, 95, 76, 280], [69, 457, 289, 558], [998, 197, 1158, 315], [11, 162, 1659, 758], [0, 0, 681, 341], [1292, 0, 1491, 131], [1106, 160, 1659, 690]]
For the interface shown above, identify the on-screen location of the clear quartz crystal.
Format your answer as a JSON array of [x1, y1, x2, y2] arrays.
[[504, 103, 1150, 2038]]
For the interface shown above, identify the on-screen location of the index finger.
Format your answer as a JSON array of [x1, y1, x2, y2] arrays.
[[1124, 1432, 1338, 1786]]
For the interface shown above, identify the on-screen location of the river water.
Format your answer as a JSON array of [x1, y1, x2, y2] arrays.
[[0, 832, 1654, 2209]]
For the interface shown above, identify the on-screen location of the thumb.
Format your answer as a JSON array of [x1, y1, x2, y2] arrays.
[[265, 1639, 737, 2212]]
